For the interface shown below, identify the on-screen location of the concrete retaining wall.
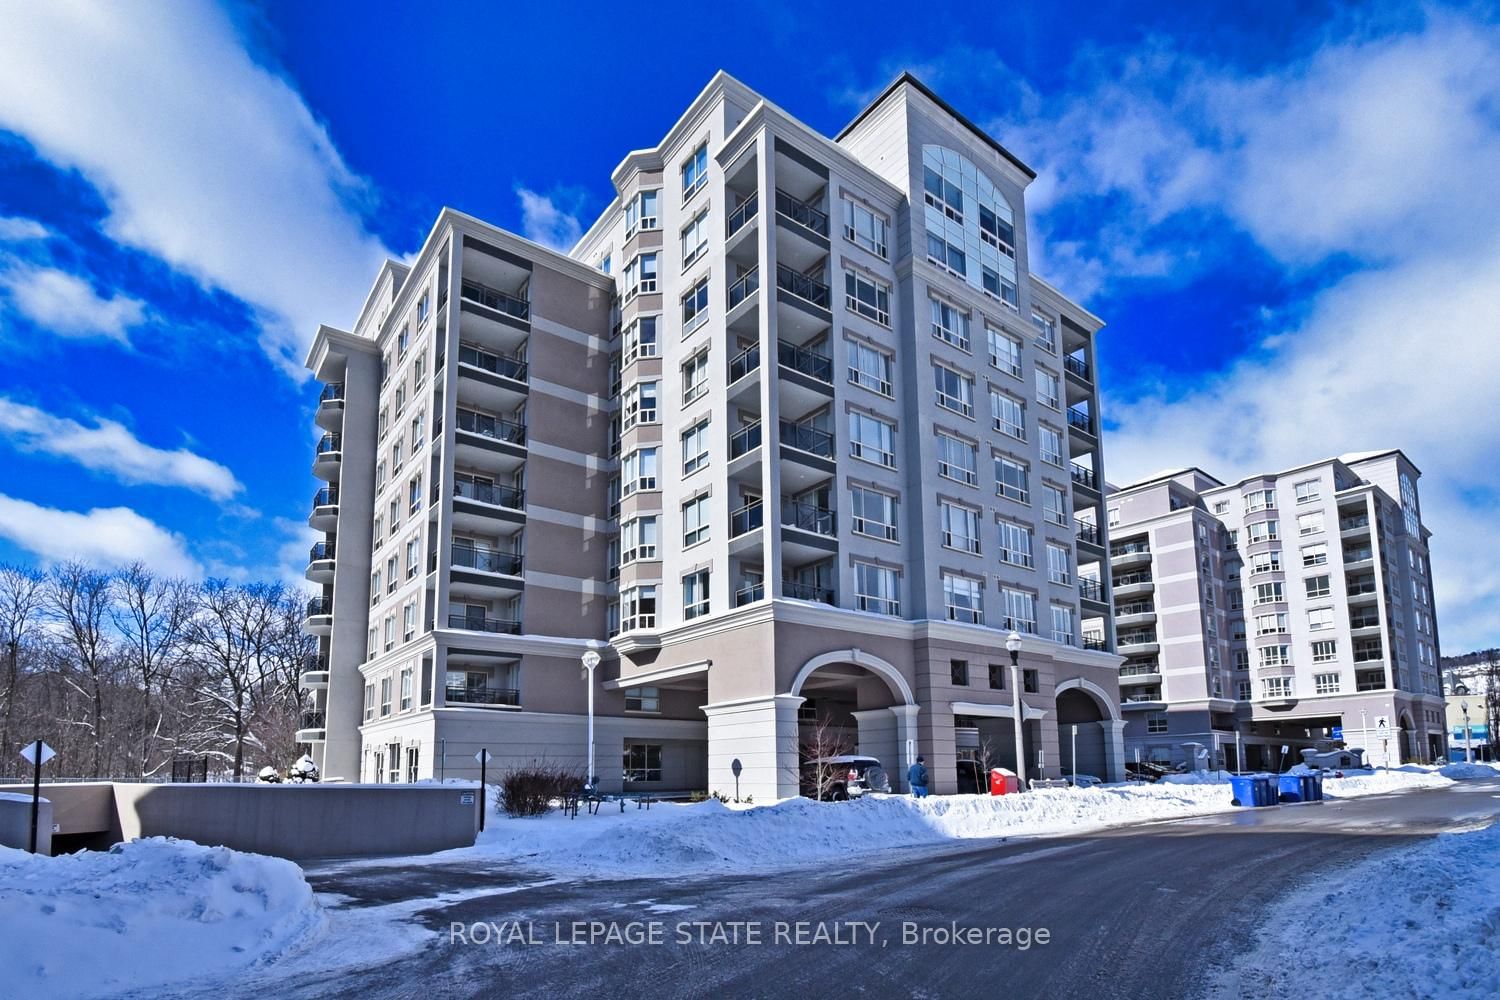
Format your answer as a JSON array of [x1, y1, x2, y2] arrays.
[[0, 793, 52, 854]]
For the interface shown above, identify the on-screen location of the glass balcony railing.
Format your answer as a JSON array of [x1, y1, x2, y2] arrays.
[[446, 686, 521, 706], [1064, 355, 1091, 381], [1067, 408, 1095, 434], [447, 613, 521, 634], [734, 583, 765, 606], [453, 480, 525, 510], [777, 340, 833, 383], [781, 498, 835, 535], [1076, 522, 1100, 545], [451, 545, 523, 576], [319, 383, 344, 403], [730, 501, 764, 538], [729, 344, 761, 383], [306, 597, 333, 618], [727, 193, 759, 237], [308, 541, 335, 562], [456, 409, 527, 445], [457, 344, 528, 382], [730, 421, 762, 459], [778, 419, 834, 457], [316, 433, 342, 456], [728, 266, 760, 310], [775, 263, 830, 309], [782, 580, 835, 604], [1079, 578, 1105, 602], [313, 486, 338, 508], [1070, 465, 1097, 490], [460, 279, 530, 321], [775, 189, 830, 236]]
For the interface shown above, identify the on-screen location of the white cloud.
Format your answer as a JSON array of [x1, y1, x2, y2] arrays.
[[0, 2, 393, 375], [0, 397, 242, 499], [0, 216, 49, 241], [0, 494, 200, 578], [0, 262, 144, 342], [515, 187, 584, 252]]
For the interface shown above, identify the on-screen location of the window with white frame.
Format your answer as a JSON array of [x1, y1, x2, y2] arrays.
[[1312, 639, 1338, 663], [1250, 551, 1282, 574], [405, 536, 420, 578], [991, 389, 1025, 440], [1305, 574, 1331, 598], [1259, 644, 1291, 668], [625, 252, 658, 298], [683, 569, 710, 619], [624, 315, 659, 362], [987, 325, 1022, 377], [1262, 676, 1293, 699], [850, 485, 898, 540], [998, 519, 1034, 568], [1313, 672, 1340, 694], [399, 666, 413, 711], [941, 501, 981, 553], [849, 411, 895, 467], [847, 339, 892, 395], [680, 208, 709, 269], [923, 163, 964, 220], [930, 297, 970, 350], [1000, 586, 1036, 633], [624, 188, 659, 237], [681, 349, 709, 404], [681, 275, 709, 334], [1039, 425, 1064, 467], [936, 432, 977, 485], [1035, 368, 1060, 409], [1307, 607, 1334, 631], [844, 270, 890, 325], [621, 447, 659, 495], [1147, 712, 1168, 734], [1246, 520, 1280, 543], [620, 516, 659, 563], [1047, 543, 1071, 584], [995, 456, 1030, 503], [1030, 311, 1057, 352], [980, 201, 1016, 256], [402, 603, 416, 641], [842, 198, 887, 258], [926, 231, 967, 275], [1051, 604, 1075, 645], [1042, 483, 1068, 526], [622, 380, 658, 429], [1256, 613, 1289, 636], [681, 417, 710, 475], [682, 495, 710, 547], [1294, 479, 1320, 504], [1254, 582, 1284, 605], [854, 561, 900, 616], [943, 573, 982, 623], [1297, 511, 1324, 536], [620, 585, 657, 631], [1301, 543, 1328, 567], [379, 676, 392, 715], [934, 364, 974, 416], [981, 265, 1018, 308], [681, 142, 708, 200], [1236, 680, 1253, 701], [624, 686, 660, 712], [1244, 489, 1276, 512]]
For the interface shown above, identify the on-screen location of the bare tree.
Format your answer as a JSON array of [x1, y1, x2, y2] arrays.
[[797, 715, 855, 800], [0, 564, 45, 761], [47, 562, 118, 778], [182, 580, 285, 778], [111, 563, 192, 778]]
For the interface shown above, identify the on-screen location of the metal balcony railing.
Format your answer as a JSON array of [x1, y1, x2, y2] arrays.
[[446, 686, 521, 707], [1114, 572, 1153, 588], [316, 433, 342, 455], [1064, 355, 1091, 381], [727, 193, 758, 237], [730, 501, 764, 538], [302, 652, 328, 673], [735, 583, 765, 606], [1067, 408, 1094, 434], [456, 409, 527, 445], [782, 580, 835, 604], [778, 419, 834, 457], [447, 613, 522, 634], [730, 421, 762, 459], [460, 279, 530, 321], [777, 340, 833, 383], [454, 480, 525, 510], [781, 498, 835, 535], [1079, 578, 1105, 602], [319, 383, 344, 403], [1112, 540, 1151, 557], [775, 263, 830, 309], [451, 545, 523, 576], [1076, 522, 1100, 545], [305, 596, 332, 617], [1083, 636, 1108, 652], [729, 344, 761, 383], [458, 344, 528, 383], [1070, 465, 1097, 490], [728, 266, 760, 310], [775, 189, 830, 236], [313, 486, 339, 508], [299, 711, 326, 730], [308, 541, 335, 562]]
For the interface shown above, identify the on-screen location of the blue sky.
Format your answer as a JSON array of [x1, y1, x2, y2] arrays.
[[0, 2, 1496, 651]]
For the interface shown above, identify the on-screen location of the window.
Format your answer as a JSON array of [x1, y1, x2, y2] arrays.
[[980, 202, 1016, 255], [682, 495, 710, 547], [625, 252, 658, 298], [620, 516, 658, 563], [402, 602, 416, 641], [363, 684, 375, 722], [1047, 543, 1071, 585], [380, 676, 392, 716], [1254, 582, 1284, 605], [1256, 613, 1289, 636], [1213, 499, 1231, 514], [1236, 680, 1252, 701], [941, 501, 981, 553], [923, 164, 964, 221], [623, 743, 663, 784], [850, 486, 898, 541], [411, 415, 424, 451], [1297, 511, 1324, 536], [683, 569, 710, 619], [408, 475, 422, 514], [391, 438, 403, 470], [1147, 712, 1168, 735], [1226, 529, 1239, 550], [854, 561, 900, 616], [1294, 479, 1321, 504], [1243, 489, 1276, 513], [843, 199, 887, 258], [399, 667, 412, 711], [1035, 369, 1060, 409], [1051, 604, 1075, 645], [995, 456, 1030, 504], [1000, 587, 1036, 633], [848, 340, 892, 395], [681, 275, 709, 334], [1030, 311, 1057, 353], [622, 380, 658, 429], [934, 364, 974, 416], [849, 411, 896, 467], [405, 746, 420, 784], [844, 270, 890, 325], [1301, 543, 1328, 567], [988, 664, 1006, 689], [1305, 575, 1331, 598], [919, 431, 971, 486], [387, 556, 398, 593], [624, 686, 660, 713], [1307, 607, 1335, 631], [1042, 484, 1068, 527], [1313, 640, 1338, 664], [1262, 676, 1293, 699], [981, 266, 1018, 308], [1233, 649, 1250, 671], [406, 536, 420, 579], [997, 520, 1034, 568], [950, 658, 970, 685], [991, 389, 1025, 440], [930, 297, 970, 349], [1250, 551, 1282, 574], [624, 188, 659, 237], [681, 417, 710, 475], [620, 585, 658, 631], [681, 349, 709, 405], [1314, 672, 1340, 694], [1259, 644, 1291, 667], [942, 576, 982, 624], [1246, 520, 1280, 543], [681, 142, 708, 200], [621, 447, 659, 494], [1039, 426, 1064, 468], [624, 316, 658, 363], [1023, 670, 1040, 693], [987, 326, 1022, 377], [680, 208, 710, 269]]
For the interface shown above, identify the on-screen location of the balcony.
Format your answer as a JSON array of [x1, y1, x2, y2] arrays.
[[1110, 541, 1152, 569], [1082, 635, 1109, 652], [775, 189, 830, 240], [728, 266, 760, 312], [316, 382, 344, 431], [730, 420, 762, 460], [1343, 547, 1375, 570], [446, 685, 521, 708], [782, 580, 835, 605], [1112, 572, 1154, 598], [1117, 632, 1160, 656], [1064, 355, 1092, 384], [729, 344, 761, 386], [777, 340, 833, 385], [779, 419, 834, 459], [1339, 515, 1371, 538], [1079, 578, 1108, 605], [727, 192, 759, 239], [775, 263, 830, 311], [309, 486, 339, 532], [782, 497, 835, 536], [299, 655, 330, 689], [453, 479, 525, 511], [460, 278, 530, 323], [1070, 464, 1099, 494], [305, 540, 336, 584], [447, 613, 522, 635], [312, 433, 342, 480], [456, 408, 527, 447], [1075, 522, 1102, 548], [1347, 576, 1379, 604], [730, 500, 764, 539], [294, 711, 327, 743], [735, 582, 765, 607], [457, 344, 528, 403], [1119, 666, 1161, 685], [304, 596, 333, 635], [1116, 602, 1156, 627], [451, 544, 523, 578], [1067, 407, 1095, 436]]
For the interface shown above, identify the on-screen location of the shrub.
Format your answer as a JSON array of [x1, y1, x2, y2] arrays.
[[498, 762, 585, 817]]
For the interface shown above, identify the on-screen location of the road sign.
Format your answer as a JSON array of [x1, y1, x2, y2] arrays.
[[1331, 726, 1343, 740], [459, 792, 475, 806], [474, 749, 492, 764], [19, 742, 54, 766]]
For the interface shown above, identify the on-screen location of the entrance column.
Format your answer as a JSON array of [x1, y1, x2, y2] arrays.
[[1103, 719, 1127, 783], [851, 709, 899, 791], [890, 704, 921, 792], [703, 694, 803, 801]]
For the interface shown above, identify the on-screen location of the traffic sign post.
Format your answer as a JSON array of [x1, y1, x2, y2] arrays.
[[474, 749, 492, 832], [19, 740, 55, 854]]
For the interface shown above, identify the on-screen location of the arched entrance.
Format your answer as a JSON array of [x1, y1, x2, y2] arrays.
[[1056, 678, 1125, 783], [1399, 711, 1417, 764], [789, 649, 918, 790]]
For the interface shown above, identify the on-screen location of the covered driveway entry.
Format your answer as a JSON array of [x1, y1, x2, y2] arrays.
[[790, 650, 919, 793], [1057, 678, 1126, 783]]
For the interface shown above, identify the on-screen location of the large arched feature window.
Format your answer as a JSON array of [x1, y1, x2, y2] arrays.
[[921, 145, 1019, 309]]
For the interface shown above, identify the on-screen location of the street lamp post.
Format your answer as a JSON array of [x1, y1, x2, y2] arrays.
[[1006, 632, 1028, 789], [1462, 700, 1473, 765], [581, 648, 602, 788]]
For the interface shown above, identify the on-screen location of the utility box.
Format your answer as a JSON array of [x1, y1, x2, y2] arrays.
[[0, 793, 52, 854], [989, 768, 1020, 795]]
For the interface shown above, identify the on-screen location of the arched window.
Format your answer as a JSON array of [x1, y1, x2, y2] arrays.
[[921, 146, 1020, 308]]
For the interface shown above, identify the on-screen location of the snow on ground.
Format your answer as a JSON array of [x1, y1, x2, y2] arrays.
[[395, 764, 1481, 880], [0, 837, 325, 1000], [1215, 818, 1500, 998]]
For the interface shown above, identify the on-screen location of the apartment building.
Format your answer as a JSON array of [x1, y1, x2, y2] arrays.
[[1105, 451, 1446, 770], [301, 72, 1124, 799]]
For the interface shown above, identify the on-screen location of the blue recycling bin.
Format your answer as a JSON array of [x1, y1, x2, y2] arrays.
[[1305, 773, 1324, 802], [1229, 775, 1259, 807], [1278, 774, 1305, 803], [1252, 775, 1278, 806]]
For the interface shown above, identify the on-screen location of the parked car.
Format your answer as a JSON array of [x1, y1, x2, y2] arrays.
[[1065, 773, 1102, 788], [801, 755, 891, 800], [1124, 761, 1182, 782]]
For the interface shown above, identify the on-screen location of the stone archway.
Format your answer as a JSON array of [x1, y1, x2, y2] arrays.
[[789, 648, 916, 705], [1399, 710, 1418, 764], [1056, 677, 1126, 782], [790, 649, 918, 791]]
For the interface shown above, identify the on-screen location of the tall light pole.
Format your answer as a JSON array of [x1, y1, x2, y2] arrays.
[[1462, 700, 1473, 765], [581, 648, 602, 788], [1007, 632, 1028, 789]]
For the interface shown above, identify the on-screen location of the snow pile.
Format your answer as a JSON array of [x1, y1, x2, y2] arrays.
[[1321, 768, 1452, 797], [1437, 761, 1500, 780], [1161, 770, 1238, 785], [0, 837, 324, 999], [1218, 820, 1500, 998]]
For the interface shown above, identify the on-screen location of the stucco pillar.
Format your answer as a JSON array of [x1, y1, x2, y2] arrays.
[[851, 709, 899, 790], [703, 694, 803, 802], [1103, 719, 1127, 783], [1035, 712, 1061, 780], [889, 704, 921, 792]]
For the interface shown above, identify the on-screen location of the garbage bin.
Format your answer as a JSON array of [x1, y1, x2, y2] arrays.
[[989, 767, 1020, 795], [1278, 774, 1305, 803], [1252, 775, 1279, 807], [1306, 773, 1324, 802], [1229, 775, 1259, 807]]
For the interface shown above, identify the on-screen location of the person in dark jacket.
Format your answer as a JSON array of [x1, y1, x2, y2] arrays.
[[907, 756, 929, 798]]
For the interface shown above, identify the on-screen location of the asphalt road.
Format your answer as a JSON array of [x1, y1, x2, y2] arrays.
[[178, 782, 1500, 1000]]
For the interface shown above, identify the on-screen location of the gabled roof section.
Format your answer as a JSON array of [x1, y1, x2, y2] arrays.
[[837, 71, 1037, 181]]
